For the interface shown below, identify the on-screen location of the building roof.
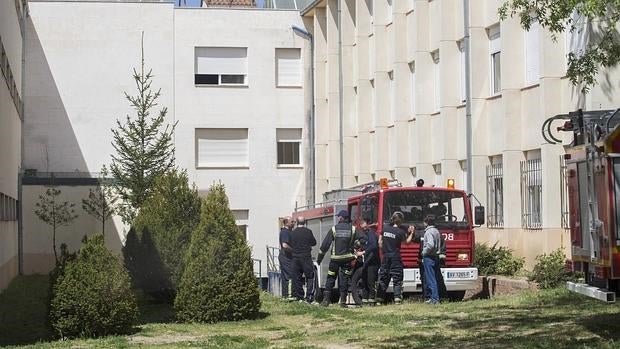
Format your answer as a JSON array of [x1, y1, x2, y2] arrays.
[[202, 0, 255, 7]]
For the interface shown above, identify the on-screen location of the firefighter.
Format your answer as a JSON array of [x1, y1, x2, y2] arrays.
[[290, 216, 317, 303], [356, 218, 379, 305], [316, 210, 359, 307], [278, 216, 294, 300], [376, 211, 414, 304]]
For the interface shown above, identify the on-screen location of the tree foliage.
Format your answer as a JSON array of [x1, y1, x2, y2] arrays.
[[49, 235, 138, 338], [81, 166, 117, 239], [127, 170, 202, 300], [110, 40, 176, 224], [34, 188, 78, 264], [499, 0, 620, 93], [175, 183, 260, 323]]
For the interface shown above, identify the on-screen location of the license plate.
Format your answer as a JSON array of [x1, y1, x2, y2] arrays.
[[447, 271, 470, 279]]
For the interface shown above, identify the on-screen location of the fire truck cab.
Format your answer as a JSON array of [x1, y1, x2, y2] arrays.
[[546, 109, 620, 302], [292, 179, 483, 301]]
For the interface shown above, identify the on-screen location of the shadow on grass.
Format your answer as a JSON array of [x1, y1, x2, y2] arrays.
[[0, 275, 54, 346]]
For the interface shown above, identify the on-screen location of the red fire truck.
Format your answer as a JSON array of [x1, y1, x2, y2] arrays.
[[292, 179, 484, 301], [545, 109, 620, 302]]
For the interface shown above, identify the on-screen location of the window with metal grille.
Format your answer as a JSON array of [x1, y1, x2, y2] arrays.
[[560, 155, 570, 229], [521, 158, 542, 229], [486, 163, 504, 228]]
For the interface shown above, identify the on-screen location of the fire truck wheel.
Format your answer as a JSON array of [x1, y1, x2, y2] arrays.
[[447, 290, 466, 302]]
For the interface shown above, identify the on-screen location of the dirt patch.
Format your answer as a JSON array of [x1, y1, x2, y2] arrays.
[[129, 334, 205, 345]]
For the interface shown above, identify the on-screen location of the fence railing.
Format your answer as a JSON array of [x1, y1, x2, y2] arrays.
[[520, 159, 543, 230], [486, 163, 504, 228]]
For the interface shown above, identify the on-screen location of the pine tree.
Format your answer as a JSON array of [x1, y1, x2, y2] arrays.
[[110, 35, 176, 224], [34, 188, 78, 264], [82, 166, 117, 239], [175, 183, 260, 323]]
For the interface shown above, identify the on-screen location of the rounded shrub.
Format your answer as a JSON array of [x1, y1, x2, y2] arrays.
[[127, 169, 202, 300], [529, 248, 573, 289], [474, 242, 525, 276], [50, 234, 138, 338], [175, 183, 260, 323]]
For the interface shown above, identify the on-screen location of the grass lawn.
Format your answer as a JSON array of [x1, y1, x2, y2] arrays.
[[1, 275, 619, 348]]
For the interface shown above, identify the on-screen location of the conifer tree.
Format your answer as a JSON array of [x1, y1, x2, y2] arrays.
[[130, 169, 202, 299], [175, 183, 260, 323], [34, 188, 78, 264], [110, 35, 176, 224], [82, 166, 117, 239]]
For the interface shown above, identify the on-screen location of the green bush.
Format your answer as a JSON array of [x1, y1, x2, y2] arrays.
[[49, 235, 138, 338], [474, 242, 525, 276], [127, 169, 202, 300], [175, 183, 260, 323], [529, 249, 574, 289]]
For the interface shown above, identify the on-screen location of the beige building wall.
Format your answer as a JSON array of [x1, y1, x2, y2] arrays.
[[0, 0, 25, 290], [302, 0, 620, 269]]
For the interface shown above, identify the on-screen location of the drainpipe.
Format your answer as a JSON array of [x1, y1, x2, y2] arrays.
[[291, 25, 316, 205], [464, 0, 472, 195], [338, 0, 344, 190], [18, 1, 28, 276]]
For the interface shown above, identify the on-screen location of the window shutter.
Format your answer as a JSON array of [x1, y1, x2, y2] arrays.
[[195, 47, 247, 75], [276, 48, 302, 86], [196, 129, 248, 167], [525, 21, 540, 85]]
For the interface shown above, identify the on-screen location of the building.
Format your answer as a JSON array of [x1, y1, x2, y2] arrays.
[[21, 1, 310, 276], [300, 0, 620, 268], [0, 0, 26, 290]]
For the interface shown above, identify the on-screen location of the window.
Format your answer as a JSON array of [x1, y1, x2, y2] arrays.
[[409, 61, 415, 115], [195, 128, 249, 168], [387, 0, 393, 24], [194, 47, 247, 86], [521, 158, 542, 229], [232, 209, 249, 240], [524, 20, 540, 85], [458, 40, 466, 103], [431, 50, 440, 111], [486, 162, 504, 228], [277, 128, 302, 166], [565, 11, 587, 72], [488, 26, 501, 95], [0, 193, 17, 222], [276, 48, 302, 87]]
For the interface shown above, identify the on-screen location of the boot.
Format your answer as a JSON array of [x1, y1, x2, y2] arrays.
[[321, 291, 331, 307], [340, 292, 348, 308]]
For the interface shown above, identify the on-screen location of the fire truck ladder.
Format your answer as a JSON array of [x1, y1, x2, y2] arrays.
[[584, 123, 603, 262]]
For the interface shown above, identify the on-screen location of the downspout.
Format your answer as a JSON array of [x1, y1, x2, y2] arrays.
[[464, 0, 472, 195], [338, 0, 344, 190], [291, 25, 315, 205], [18, 1, 28, 275]]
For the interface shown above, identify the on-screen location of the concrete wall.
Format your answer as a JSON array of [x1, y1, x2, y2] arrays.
[[303, 0, 620, 268], [22, 184, 126, 274], [174, 8, 308, 266], [24, 2, 308, 275], [0, 0, 25, 290]]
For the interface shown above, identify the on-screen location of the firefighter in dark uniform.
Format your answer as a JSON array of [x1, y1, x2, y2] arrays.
[[376, 211, 414, 304], [317, 210, 359, 307], [278, 216, 294, 299], [356, 219, 380, 304], [290, 216, 317, 303]]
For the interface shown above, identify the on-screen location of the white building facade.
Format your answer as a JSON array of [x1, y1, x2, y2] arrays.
[[301, 0, 620, 268], [22, 1, 309, 275], [0, 0, 26, 290]]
